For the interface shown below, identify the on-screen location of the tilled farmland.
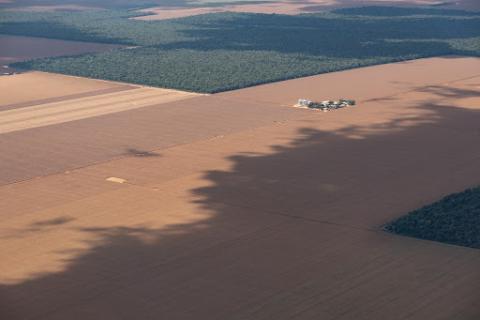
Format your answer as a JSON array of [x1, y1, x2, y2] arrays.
[[0, 57, 479, 319]]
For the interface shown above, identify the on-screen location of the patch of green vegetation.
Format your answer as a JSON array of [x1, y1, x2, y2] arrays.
[[0, 10, 185, 45], [16, 49, 397, 92], [2, 7, 480, 92], [385, 186, 480, 249]]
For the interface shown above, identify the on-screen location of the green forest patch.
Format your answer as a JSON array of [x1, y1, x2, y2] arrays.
[[2, 6, 480, 92], [385, 186, 480, 249]]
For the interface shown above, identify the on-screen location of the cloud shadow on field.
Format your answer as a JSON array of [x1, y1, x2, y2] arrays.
[[1, 86, 480, 319], [417, 84, 480, 98], [124, 148, 161, 157]]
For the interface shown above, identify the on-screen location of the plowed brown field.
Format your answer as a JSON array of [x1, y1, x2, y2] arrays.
[[0, 71, 135, 107], [0, 57, 479, 319]]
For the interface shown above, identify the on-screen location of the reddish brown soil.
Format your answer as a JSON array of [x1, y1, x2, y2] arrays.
[[0, 85, 136, 112], [0, 71, 200, 134], [0, 57, 479, 319], [0, 71, 131, 106]]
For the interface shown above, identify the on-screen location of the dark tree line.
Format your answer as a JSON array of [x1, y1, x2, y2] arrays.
[[386, 186, 480, 249]]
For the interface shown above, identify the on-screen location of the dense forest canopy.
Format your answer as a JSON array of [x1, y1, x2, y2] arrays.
[[386, 186, 480, 249], [1, 6, 480, 92]]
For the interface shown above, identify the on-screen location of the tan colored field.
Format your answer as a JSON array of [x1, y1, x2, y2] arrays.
[[0, 35, 122, 69], [135, 0, 479, 20], [217, 56, 480, 105], [0, 57, 479, 319], [0, 71, 200, 134], [0, 71, 132, 107]]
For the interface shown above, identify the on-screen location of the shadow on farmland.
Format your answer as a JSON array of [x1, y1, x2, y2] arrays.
[[30, 216, 76, 228], [0, 216, 77, 240], [124, 148, 161, 157], [418, 84, 480, 98], [364, 83, 480, 103], [158, 7, 480, 58], [1, 92, 480, 318]]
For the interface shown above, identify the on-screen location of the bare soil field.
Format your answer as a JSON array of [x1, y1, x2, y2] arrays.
[[217, 56, 480, 106], [0, 57, 479, 319], [0, 71, 200, 134], [0, 87, 199, 134], [0, 35, 122, 70], [135, 0, 480, 20], [0, 71, 133, 107]]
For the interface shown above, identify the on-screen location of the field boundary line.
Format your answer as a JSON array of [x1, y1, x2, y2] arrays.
[[0, 85, 137, 112]]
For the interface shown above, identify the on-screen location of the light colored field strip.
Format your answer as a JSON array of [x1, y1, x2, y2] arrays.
[[1, 87, 179, 118], [1, 88, 174, 122], [0, 87, 198, 134], [0, 85, 137, 112]]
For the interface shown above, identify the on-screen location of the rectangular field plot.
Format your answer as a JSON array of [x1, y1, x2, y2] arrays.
[[0, 71, 200, 133]]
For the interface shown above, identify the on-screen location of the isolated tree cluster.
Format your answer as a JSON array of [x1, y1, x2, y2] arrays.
[[386, 186, 480, 249]]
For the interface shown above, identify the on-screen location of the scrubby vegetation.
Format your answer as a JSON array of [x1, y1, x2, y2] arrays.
[[2, 6, 480, 92], [385, 186, 480, 249]]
